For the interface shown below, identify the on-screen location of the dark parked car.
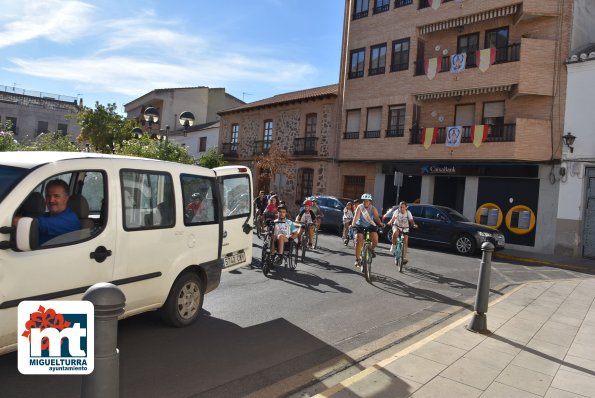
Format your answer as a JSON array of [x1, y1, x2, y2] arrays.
[[300, 196, 353, 235], [381, 204, 505, 255]]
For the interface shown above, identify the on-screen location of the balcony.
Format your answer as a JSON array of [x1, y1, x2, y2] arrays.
[[221, 143, 238, 158], [386, 128, 405, 137], [413, 38, 556, 99], [419, 0, 452, 9], [253, 140, 273, 155], [409, 124, 516, 144], [395, 0, 413, 8], [373, 3, 390, 14], [294, 137, 318, 155], [364, 130, 381, 138], [344, 131, 360, 139]]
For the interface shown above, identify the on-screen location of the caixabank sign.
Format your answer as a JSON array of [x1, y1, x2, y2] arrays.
[[17, 301, 94, 375]]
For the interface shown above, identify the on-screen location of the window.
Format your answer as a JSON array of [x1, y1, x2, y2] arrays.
[[345, 109, 361, 139], [305, 113, 317, 137], [353, 0, 369, 19], [457, 33, 479, 67], [485, 27, 509, 63], [296, 168, 314, 201], [263, 120, 273, 149], [231, 124, 239, 151], [483, 101, 505, 137], [390, 38, 410, 72], [181, 174, 216, 225], [365, 107, 382, 138], [374, 0, 390, 14], [387, 105, 406, 137], [343, 176, 365, 200], [349, 48, 365, 79], [122, 170, 175, 229], [6, 117, 17, 134], [37, 121, 48, 136], [222, 175, 251, 219], [369, 44, 387, 76], [199, 137, 207, 152], [57, 123, 68, 136], [455, 104, 475, 139], [395, 0, 413, 7]]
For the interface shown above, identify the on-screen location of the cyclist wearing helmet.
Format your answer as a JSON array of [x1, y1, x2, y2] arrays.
[[342, 201, 355, 245], [296, 200, 316, 248], [310, 196, 324, 229], [351, 193, 384, 268]]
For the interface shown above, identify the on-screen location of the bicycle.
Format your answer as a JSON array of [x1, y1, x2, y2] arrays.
[[358, 228, 374, 283], [299, 222, 316, 261], [253, 211, 264, 239], [311, 218, 320, 249], [261, 221, 299, 277], [343, 225, 355, 248], [392, 229, 406, 272]]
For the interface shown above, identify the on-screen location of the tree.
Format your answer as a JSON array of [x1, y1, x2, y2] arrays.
[[77, 102, 137, 153], [196, 147, 226, 169], [115, 134, 195, 164], [0, 130, 19, 151], [22, 132, 79, 152], [253, 146, 292, 192]]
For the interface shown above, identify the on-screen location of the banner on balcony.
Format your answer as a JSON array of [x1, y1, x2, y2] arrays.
[[422, 128, 437, 150], [429, 0, 442, 10], [446, 126, 462, 148], [471, 124, 489, 148], [477, 48, 496, 72], [425, 58, 440, 80], [450, 53, 467, 73]]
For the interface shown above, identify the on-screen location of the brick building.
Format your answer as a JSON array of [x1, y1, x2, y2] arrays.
[[337, 0, 576, 253], [218, 85, 339, 215]]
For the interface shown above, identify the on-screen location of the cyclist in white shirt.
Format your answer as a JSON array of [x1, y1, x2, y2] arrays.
[[271, 204, 299, 265], [296, 200, 316, 248], [351, 193, 384, 268], [387, 201, 418, 263]]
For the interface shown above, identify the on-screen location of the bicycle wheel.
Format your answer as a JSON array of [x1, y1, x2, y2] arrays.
[[255, 218, 263, 240], [301, 234, 307, 261], [290, 241, 299, 270], [261, 236, 270, 266], [395, 240, 403, 272], [262, 253, 271, 276], [313, 226, 319, 249], [364, 245, 372, 282]]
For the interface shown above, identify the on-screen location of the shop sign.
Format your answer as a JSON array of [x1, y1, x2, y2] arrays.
[[421, 165, 456, 174]]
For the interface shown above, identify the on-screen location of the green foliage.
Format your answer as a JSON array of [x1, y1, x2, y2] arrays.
[[22, 132, 79, 152], [197, 147, 226, 169], [0, 130, 19, 151], [115, 134, 195, 164], [77, 102, 137, 153]]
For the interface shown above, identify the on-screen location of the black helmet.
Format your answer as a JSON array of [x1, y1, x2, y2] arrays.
[[277, 204, 287, 211]]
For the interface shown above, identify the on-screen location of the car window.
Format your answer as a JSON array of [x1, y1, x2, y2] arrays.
[[331, 199, 343, 209], [181, 174, 216, 225], [441, 207, 469, 222], [317, 198, 330, 207], [408, 205, 422, 217], [121, 170, 175, 230], [221, 175, 251, 219], [421, 206, 442, 220]]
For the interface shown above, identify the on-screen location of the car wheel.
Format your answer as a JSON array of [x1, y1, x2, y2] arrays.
[[455, 233, 476, 256], [161, 272, 204, 327]]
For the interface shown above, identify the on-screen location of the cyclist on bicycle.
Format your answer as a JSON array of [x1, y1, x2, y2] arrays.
[[310, 197, 324, 230], [342, 201, 354, 245], [296, 200, 316, 249], [253, 190, 267, 228], [351, 193, 384, 268], [387, 201, 418, 264], [263, 194, 279, 222], [271, 204, 299, 265]]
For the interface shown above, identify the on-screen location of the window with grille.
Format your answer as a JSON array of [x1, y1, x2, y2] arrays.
[[387, 105, 406, 137], [263, 120, 273, 149], [231, 124, 239, 144]]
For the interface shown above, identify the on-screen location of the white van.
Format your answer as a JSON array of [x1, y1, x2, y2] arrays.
[[0, 152, 253, 355]]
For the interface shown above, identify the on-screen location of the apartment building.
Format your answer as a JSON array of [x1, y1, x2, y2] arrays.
[[124, 86, 244, 155], [337, 0, 578, 253], [0, 85, 81, 143], [218, 84, 339, 215]]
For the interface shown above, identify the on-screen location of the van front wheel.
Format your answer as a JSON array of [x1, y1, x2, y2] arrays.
[[161, 272, 204, 327]]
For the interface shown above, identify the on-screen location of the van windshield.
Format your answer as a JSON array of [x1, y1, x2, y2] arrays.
[[0, 166, 29, 202]]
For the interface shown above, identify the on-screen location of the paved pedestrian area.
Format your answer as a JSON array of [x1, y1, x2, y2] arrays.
[[312, 278, 595, 398]]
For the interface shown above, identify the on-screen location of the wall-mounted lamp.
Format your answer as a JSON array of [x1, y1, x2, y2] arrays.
[[562, 132, 576, 153]]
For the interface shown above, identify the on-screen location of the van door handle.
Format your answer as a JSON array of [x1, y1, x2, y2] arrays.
[[90, 246, 112, 263]]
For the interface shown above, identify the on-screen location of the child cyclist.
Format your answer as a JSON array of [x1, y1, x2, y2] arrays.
[[271, 204, 300, 265], [342, 201, 354, 245], [296, 200, 316, 249], [387, 201, 418, 264], [351, 193, 384, 268]]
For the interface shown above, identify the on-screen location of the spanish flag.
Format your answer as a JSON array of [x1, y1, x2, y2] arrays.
[[424, 58, 440, 80], [471, 124, 489, 148], [429, 0, 442, 10], [476, 48, 496, 72], [422, 128, 437, 150]]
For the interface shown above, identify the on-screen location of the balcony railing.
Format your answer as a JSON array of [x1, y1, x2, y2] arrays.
[[253, 140, 273, 155], [386, 128, 405, 137], [409, 124, 516, 144], [353, 10, 368, 20], [419, 0, 452, 9], [294, 137, 318, 155], [344, 131, 360, 139], [369, 66, 385, 76], [373, 3, 390, 14], [415, 43, 521, 76], [395, 0, 413, 7], [348, 70, 365, 79], [364, 130, 381, 138], [221, 143, 239, 157]]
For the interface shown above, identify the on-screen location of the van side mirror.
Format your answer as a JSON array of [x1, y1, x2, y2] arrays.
[[16, 217, 40, 251]]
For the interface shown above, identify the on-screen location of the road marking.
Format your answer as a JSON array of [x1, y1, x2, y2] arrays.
[[312, 283, 526, 397], [492, 265, 516, 284]]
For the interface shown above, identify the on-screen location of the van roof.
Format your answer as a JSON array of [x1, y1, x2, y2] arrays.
[[0, 151, 168, 169]]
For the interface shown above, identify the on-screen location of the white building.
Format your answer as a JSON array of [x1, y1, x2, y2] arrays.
[[169, 121, 219, 159]]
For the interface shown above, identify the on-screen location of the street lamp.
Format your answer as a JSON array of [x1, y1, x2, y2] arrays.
[[179, 111, 195, 137], [143, 107, 160, 130], [562, 132, 576, 153], [131, 127, 143, 138]]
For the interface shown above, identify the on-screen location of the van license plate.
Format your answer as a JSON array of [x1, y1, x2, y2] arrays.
[[224, 251, 246, 267]]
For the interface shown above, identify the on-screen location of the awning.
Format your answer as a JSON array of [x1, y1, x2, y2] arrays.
[[419, 4, 519, 35], [415, 85, 514, 101]]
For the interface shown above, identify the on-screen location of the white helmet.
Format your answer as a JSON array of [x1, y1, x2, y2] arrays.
[[361, 193, 373, 201]]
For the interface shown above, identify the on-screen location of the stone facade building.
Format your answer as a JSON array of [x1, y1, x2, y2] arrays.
[[218, 85, 339, 215]]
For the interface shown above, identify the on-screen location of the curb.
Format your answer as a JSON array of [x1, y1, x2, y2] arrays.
[[493, 252, 590, 272]]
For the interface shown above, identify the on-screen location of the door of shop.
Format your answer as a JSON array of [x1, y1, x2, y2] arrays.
[[583, 168, 595, 258], [433, 176, 465, 213]]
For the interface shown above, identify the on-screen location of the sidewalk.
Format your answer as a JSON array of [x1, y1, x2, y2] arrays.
[[312, 277, 595, 398], [494, 248, 595, 273]]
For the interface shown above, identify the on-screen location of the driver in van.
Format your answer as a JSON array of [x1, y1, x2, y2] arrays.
[[13, 179, 81, 245]]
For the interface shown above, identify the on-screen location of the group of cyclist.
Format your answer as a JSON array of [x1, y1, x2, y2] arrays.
[[253, 189, 417, 270]]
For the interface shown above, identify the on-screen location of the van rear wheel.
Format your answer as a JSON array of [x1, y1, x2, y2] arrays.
[[161, 272, 204, 327]]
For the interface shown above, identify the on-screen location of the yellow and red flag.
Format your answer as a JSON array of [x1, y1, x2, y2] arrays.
[[422, 128, 437, 150], [424, 58, 440, 80], [471, 124, 489, 148], [476, 48, 496, 72]]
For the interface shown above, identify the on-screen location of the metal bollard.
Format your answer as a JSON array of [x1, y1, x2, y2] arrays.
[[466, 242, 495, 334], [81, 283, 126, 398]]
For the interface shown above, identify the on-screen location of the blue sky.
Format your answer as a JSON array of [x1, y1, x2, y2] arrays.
[[0, 0, 344, 112]]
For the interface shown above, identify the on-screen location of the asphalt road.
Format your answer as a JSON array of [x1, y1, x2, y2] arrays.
[[0, 232, 589, 398]]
